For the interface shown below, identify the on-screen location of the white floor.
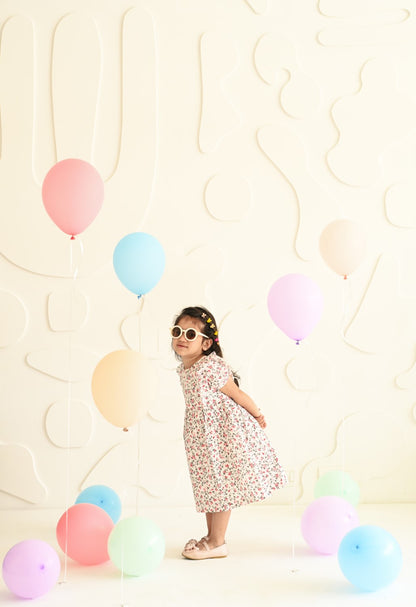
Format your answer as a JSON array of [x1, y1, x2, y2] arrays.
[[0, 504, 415, 606]]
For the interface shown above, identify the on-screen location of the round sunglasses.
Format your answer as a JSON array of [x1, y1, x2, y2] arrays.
[[170, 325, 209, 342]]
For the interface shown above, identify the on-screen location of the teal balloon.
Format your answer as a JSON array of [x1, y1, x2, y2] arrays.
[[108, 516, 165, 577], [338, 525, 402, 592], [314, 471, 360, 506], [113, 232, 165, 297], [75, 485, 121, 524]]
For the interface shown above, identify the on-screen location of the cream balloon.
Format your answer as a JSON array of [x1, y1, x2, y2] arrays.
[[319, 219, 366, 279], [91, 350, 156, 430]]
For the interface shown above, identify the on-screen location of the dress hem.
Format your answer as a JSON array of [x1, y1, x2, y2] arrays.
[[194, 478, 288, 513]]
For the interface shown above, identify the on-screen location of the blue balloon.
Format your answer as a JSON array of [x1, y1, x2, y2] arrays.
[[338, 525, 402, 592], [113, 232, 165, 297], [75, 485, 122, 524]]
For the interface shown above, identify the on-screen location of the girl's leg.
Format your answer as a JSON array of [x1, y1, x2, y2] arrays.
[[204, 510, 231, 549], [205, 512, 213, 537], [184, 514, 212, 552]]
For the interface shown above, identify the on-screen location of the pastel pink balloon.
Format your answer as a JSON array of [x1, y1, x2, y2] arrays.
[[319, 219, 366, 279], [2, 540, 60, 599], [42, 158, 104, 238], [56, 503, 114, 565], [301, 496, 359, 555], [267, 273, 324, 343]]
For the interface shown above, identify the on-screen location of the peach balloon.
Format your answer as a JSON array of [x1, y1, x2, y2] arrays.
[[91, 350, 156, 430], [42, 158, 104, 238], [319, 219, 366, 279], [56, 504, 113, 565]]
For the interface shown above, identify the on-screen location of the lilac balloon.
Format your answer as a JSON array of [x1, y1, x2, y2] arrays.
[[267, 273, 324, 343], [2, 539, 61, 599], [301, 496, 359, 555]]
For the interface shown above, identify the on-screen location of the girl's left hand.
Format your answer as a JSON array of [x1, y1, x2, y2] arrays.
[[254, 413, 266, 428]]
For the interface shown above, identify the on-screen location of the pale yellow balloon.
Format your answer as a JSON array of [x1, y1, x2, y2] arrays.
[[319, 219, 366, 278], [91, 350, 156, 429]]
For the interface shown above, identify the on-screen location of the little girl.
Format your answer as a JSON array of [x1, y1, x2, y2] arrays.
[[171, 305, 287, 560]]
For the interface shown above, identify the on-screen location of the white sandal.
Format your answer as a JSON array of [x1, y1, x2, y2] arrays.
[[182, 539, 228, 560]]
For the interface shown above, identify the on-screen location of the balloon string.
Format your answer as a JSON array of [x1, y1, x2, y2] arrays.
[[135, 294, 144, 515], [119, 531, 125, 606], [135, 295, 144, 516], [61, 237, 84, 584], [341, 415, 346, 494], [340, 280, 349, 491], [340, 276, 353, 342], [62, 330, 72, 583], [61, 239, 75, 582], [339, 278, 352, 489], [118, 433, 132, 607], [136, 421, 141, 516], [288, 341, 302, 573], [137, 295, 145, 352], [290, 425, 300, 574], [288, 343, 314, 574], [119, 518, 126, 607], [290, 465, 297, 573]]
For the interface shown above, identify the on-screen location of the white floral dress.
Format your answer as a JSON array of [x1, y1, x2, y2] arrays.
[[178, 352, 287, 513]]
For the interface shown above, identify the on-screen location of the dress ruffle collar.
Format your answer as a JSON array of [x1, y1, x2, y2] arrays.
[[178, 351, 217, 373]]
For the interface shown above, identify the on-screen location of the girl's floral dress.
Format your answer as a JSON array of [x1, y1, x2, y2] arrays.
[[178, 352, 287, 512]]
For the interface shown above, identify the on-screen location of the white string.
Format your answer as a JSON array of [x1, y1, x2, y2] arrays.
[[340, 276, 353, 342], [288, 340, 307, 574], [136, 422, 141, 517], [135, 296, 145, 513], [118, 294, 145, 603], [118, 432, 134, 607], [289, 455, 298, 574], [340, 279, 346, 482], [339, 277, 353, 496], [59, 237, 84, 584], [137, 295, 145, 352], [119, 500, 126, 607]]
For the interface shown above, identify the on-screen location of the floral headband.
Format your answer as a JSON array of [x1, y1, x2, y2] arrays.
[[200, 312, 219, 342]]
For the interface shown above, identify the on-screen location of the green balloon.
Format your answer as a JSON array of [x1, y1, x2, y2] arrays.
[[314, 471, 360, 506], [108, 516, 165, 577]]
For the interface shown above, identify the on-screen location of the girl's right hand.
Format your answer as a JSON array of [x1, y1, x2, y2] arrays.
[[254, 413, 266, 428]]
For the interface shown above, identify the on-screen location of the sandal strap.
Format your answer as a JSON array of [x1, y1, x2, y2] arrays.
[[184, 538, 198, 550]]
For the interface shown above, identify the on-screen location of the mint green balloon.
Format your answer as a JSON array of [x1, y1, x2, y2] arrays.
[[108, 516, 165, 577], [314, 471, 360, 506]]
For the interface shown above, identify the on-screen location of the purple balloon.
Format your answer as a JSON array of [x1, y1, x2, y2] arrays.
[[267, 273, 324, 343], [2, 539, 61, 599], [301, 496, 359, 555]]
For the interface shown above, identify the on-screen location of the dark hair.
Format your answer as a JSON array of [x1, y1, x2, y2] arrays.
[[173, 305, 239, 386]]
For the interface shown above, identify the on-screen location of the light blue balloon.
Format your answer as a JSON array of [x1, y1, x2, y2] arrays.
[[113, 232, 165, 297], [338, 525, 402, 592], [75, 485, 122, 524], [108, 516, 165, 577]]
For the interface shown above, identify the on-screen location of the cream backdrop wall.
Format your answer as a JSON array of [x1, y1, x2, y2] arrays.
[[1, 0, 415, 512]]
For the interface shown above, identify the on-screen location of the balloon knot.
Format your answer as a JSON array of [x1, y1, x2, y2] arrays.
[[137, 294, 142, 300], [343, 275, 347, 280], [70, 235, 75, 240], [122, 427, 129, 432], [295, 340, 300, 345]]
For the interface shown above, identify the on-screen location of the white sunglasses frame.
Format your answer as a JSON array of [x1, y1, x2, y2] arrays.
[[170, 325, 209, 342]]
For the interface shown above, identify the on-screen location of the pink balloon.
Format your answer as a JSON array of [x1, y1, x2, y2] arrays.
[[42, 158, 104, 238], [267, 273, 324, 343], [2, 539, 60, 599], [301, 496, 359, 555], [56, 503, 114, 565]]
